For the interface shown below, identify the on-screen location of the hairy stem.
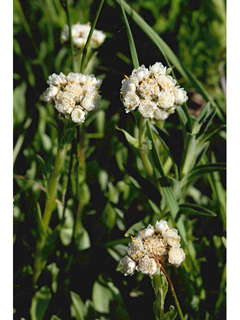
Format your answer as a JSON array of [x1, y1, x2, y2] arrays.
[[160, 265, 185, 320], [138, 117, 153, 176], [33, 123, 75, 285]]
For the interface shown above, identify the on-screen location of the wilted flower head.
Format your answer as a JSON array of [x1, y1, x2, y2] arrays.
[[120, 63, 188, 121], [120, 220, 185, 276], [43, 72, 102, 124], [61, 22, 106, 50]]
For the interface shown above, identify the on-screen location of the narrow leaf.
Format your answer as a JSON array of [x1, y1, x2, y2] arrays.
[[116, 125, 139, 150], [146, 120, 187, 244], [119, 0, 139, 69], [181, 163, 226, 188], [175, 203, 217, 222], [180, 133, 197, 178]]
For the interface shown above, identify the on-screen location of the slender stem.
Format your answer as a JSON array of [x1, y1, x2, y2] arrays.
[[80, 0, 105, 73], [65, 0, 76, 73], [42, 142, 68, 231], [73, 124, 86, 238], [138, 117, 153, 176], [160, 265, 185, 320], [33, 122, 75, 285]]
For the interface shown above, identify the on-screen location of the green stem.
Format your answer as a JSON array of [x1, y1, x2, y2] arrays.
[[80, 0, 105, 73], [65, 0, 76, 73], [42, 142, 68, 231], [160, 265, 185, 320], [152, 270, 166, 320], [73, 124, 86, 238], [33, 122, 75, 285], [138, 117, 153, 176]]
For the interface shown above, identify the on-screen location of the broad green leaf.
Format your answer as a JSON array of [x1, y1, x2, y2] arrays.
[[70, 291, 86, 320], [13, 82, 26, 124], [175, 203, 217, 222], [30, 286, 52, 320], [92, 281, 113, 314], [102, 202, 117, 231], [119, 0, 139, 69], [75, 227, 91, 251]]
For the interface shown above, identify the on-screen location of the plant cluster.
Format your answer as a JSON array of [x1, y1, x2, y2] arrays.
[[13, 0, 226, 319]]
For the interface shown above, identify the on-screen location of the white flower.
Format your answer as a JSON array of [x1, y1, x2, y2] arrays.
[[153, 108, 169, 121], [149, 62, 166, 76], [122, 93, 140, 113], [120, 62, 188, 121], [71, 107, 86, 124], [168, 247, 186, 267], [155, 220, 169, 235], [61, 23, 106, 50], [173, 86, 188, 105], [120, 256, 136, 276], [163, 229, 181, 248], [139, 100, 158, 118], [43, 72, 102, 124], [158, 90, 175, 109], [121, 220, 185, 276], [81, 94, 101, 112], [138, 224, 155, 239], [137, 256, 158, 276]]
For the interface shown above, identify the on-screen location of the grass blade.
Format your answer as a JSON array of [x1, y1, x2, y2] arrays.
[[119, 0, 139, 69], [80, 0, 105, 73]]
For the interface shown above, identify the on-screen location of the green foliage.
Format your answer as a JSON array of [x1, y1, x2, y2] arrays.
[[13, 0, 226, 319]]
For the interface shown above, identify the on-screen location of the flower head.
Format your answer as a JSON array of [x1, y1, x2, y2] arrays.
[[120, 63, 188, 121], [61, 23, 106, 50], [43, 72, 102, 124], [120, 220, 185, 276]]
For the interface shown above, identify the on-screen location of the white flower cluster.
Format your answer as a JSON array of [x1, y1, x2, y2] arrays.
[[120, 63, 188, 121], [120, 220, 185, 276], [61, 22, 106, 50], [43, 72, 102, 124]]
